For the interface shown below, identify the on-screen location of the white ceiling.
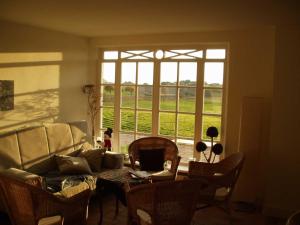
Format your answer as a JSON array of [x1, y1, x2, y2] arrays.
[[0, 0, 299, 37]]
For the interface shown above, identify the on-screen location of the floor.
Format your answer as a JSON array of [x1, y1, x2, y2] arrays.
[[0, 194, 286, 225], [87, 194, 286, 225]]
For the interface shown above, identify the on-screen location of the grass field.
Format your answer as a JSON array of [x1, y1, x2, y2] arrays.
[[102, 89, 222, 141]]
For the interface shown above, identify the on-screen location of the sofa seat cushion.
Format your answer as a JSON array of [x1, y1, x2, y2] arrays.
[[55, 155, 92, 175]]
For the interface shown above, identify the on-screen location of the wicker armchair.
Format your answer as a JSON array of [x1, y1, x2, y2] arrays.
[[127, 179, 207, 225], [286, 210, 300, 225], [188, 152, 245, 215], [128, 137, 181, 182], [0, 173, 91, 225]]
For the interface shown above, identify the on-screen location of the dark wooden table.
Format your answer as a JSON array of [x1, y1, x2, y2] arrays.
[[96, 167, 149, 225]]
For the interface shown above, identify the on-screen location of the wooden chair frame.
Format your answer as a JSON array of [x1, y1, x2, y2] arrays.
[[0, 173, 91, 225]]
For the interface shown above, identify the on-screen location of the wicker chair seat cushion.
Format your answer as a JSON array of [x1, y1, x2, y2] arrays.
[[38, 215, 62, 225]]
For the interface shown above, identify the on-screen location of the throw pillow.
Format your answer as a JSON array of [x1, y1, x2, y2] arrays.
[[139, 148, 165, 171], [79, 148, 106, 172], [102, 152, 124, 169], [55, 155, 92, 175]]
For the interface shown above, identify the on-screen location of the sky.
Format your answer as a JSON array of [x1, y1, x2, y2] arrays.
[[102, 61, 223, 85], [101, 49, 225, 85]]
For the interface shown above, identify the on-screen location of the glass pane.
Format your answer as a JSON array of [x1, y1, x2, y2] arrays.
[[170, 49, 195, 54], [179, 62, 197, 86], [138, 62, 153, 85], [101, 62, 115, 84], [142, 52, 154, 58], [138, 86, 152, 109], [160, 87, 176, 111], [137, 111, 152, 133], [102, 107, 114, 129], [160, 62, 177, 85], [127, 50, 148, 54], [102, 85, 114, 107], [119, 133, 134, 154], [103, 51, 118, 60], [204, 62, 224, 87], [121, 52, 132, 59], [121, 86, 135, 108], [188, 51, 203, 58], [121, 62, 136, 84], [136, 134, 150, 141], [177, 139, 194, 164], [203, 89, 222, 114], [121, 109, 135, 132], [206, 49, 226, 59], [202, 115, 221, 141], [178, 114, 195, 138], [179, 88, 196, 112], [164, 51, 177, 58], [159, 112, 175, 136], [129, 56, 147, 60]]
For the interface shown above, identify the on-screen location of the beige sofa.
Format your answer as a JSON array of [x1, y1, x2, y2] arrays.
[[0, 122, 123, 212]]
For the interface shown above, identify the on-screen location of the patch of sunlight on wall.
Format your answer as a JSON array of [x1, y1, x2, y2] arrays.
[[0, 65, 60, 132], [0, 52, 63, 63]]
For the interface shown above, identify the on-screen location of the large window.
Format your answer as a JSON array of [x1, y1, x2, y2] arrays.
[[99, 48, 227, 164]]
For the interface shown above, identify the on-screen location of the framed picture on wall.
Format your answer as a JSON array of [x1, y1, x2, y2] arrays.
[[0, 80, 14, 111]]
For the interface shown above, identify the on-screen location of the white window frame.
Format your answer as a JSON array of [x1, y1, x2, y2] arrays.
[[98, 45, 228, 163]]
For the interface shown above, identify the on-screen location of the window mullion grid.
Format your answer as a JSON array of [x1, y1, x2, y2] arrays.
[[134, 62, 138, 139], [194, 60, 204, 161], [114, 60, 121, 152], [220, 59, 227, 158], [175, 62, 179, 143], [152, 60, 160, 136]]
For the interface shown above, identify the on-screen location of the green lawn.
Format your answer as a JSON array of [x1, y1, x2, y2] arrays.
[[102, 91, 222, 140]]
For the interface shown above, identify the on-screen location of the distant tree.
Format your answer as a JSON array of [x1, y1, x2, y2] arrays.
[[125, 86, 134, 96], [104, 85, 114, 94]]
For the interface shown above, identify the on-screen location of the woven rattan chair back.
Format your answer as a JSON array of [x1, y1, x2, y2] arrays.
[[188, 152, 245, 214], [127, 179, 207, 225], [0, 173, 91, 225], [286, 210, 300, 225], [128, 136, 179, 172]]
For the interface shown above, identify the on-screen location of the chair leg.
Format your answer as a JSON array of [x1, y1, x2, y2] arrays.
[[115, 196, 119, 217]]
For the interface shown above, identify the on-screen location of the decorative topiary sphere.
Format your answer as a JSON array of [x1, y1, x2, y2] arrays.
[[196, 141, 207, 152], [206, 126, 219, 138], [212, 143, 223, 155]]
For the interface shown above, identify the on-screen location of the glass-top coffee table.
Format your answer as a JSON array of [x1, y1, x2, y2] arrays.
[[96, 167, 150, 225]]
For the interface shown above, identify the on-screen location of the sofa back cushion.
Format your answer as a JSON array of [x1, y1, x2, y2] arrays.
[[0, 132, 22, 171], [0, 123, 89, 174], [18, 126, 56, 175], [45, 123, 75, 155]]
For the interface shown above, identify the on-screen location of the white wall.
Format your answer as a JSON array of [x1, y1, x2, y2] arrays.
[[264, 25, 300, 216], [0, 20, 89, 133]]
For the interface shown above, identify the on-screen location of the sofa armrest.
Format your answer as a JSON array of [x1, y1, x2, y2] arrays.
[[102, 152, 124, 169]]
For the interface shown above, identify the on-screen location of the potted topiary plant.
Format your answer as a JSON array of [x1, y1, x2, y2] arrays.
[[195, 126, 223, 163]]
